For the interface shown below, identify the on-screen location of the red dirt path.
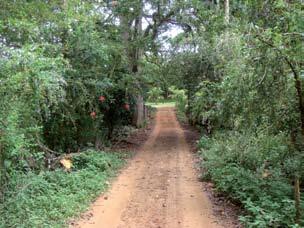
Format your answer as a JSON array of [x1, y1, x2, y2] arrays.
[[73, 107, 231, 228]]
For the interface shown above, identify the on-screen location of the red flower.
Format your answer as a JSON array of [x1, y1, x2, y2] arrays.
[[124, 104, 130, 111], [99, 96, 106, 102], [90, 111, 96, 119]]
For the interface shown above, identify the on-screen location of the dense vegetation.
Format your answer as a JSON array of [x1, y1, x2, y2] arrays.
[[0, 1, 141, 226], [166, 1, 304, 227], [0, 1, 135, 189], [0, 150, 125, 227], [0, 0, 303, 227]]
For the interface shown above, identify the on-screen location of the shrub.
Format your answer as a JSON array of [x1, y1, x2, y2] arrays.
[[0, 150, 125, 228], [199, 131, 304, 227], [169, 86, 187, 113], [147, 87, 163, 103]]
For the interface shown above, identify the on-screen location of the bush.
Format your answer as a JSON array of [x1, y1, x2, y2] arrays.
[[0, 150, 125, 228], [199, 131, 304, 227], [169, 86, 187, 112], [147, 87, 163, 103], [0, 45, 67, 185]]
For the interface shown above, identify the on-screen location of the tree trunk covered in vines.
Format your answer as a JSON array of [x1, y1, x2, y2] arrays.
[[120, 1, 145, 127]]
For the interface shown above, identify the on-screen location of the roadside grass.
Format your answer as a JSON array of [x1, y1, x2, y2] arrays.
[[175, 109, 188, 123], [0, 150, 126, 228], [199, 132, 304, 227], [145, 100, 176, 108]]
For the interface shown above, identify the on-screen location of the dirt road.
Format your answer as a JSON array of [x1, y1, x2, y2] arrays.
[[74, 107, 223, 228]]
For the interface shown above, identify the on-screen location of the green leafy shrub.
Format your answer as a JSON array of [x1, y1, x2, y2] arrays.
[[199, 132, 304, 227], [0, 150, 125, 228], [0, 3, 137, 190], [167, 86, 187, 121], [0, 45, 67, 179], [169, 86, 187, 112], [147, 87, 164, 103]]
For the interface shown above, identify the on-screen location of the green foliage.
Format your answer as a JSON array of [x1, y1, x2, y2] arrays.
[[147, 87, 163, 102], [169, 87, 187, 113], [0, 45, 67, 176], [0, 150, 125, 228], [0, 0, 303, 227], [199, 132, 304, 227], [0, 1, 136, 186], [167, 86, 187, 122], [188, 81, 220, 128]]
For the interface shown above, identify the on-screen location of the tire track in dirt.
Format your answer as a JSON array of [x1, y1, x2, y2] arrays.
[[73, 107, 223, 228]]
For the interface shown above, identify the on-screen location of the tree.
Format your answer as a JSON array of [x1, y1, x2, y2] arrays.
[[224, 0, 229, 23]]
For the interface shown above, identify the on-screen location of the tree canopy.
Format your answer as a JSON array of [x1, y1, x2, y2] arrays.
[[0, 0, 303, 227]]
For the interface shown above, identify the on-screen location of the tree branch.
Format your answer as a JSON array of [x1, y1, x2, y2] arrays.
[[143, 10, 176, 38]]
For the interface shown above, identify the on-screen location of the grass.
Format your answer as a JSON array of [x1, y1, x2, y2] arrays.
[[175, 108, 188, 123], [0, 150, 126, 228], [145, 101, 176, 108]]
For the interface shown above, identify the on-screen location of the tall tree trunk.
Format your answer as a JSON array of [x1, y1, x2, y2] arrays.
[[291, 64, 303, 224], [293, 69, 304, 136], [132, 1, 145, 127], [224, 0, 229, 24], [120, 1, 145, 128], [215, 0, 220, 11], [295, 177, 301, 224]]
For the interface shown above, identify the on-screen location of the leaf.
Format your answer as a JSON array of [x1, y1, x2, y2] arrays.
[[262, 170, 271, 178], [60, 158, 72, 170]]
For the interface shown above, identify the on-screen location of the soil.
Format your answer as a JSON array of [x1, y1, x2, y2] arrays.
[[71, 107, 240, 228]]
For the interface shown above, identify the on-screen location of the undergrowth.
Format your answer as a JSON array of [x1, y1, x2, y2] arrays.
[[0, 150, 126, 228], [199, 131, 304, 228], [175, 108, 187, 124]]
